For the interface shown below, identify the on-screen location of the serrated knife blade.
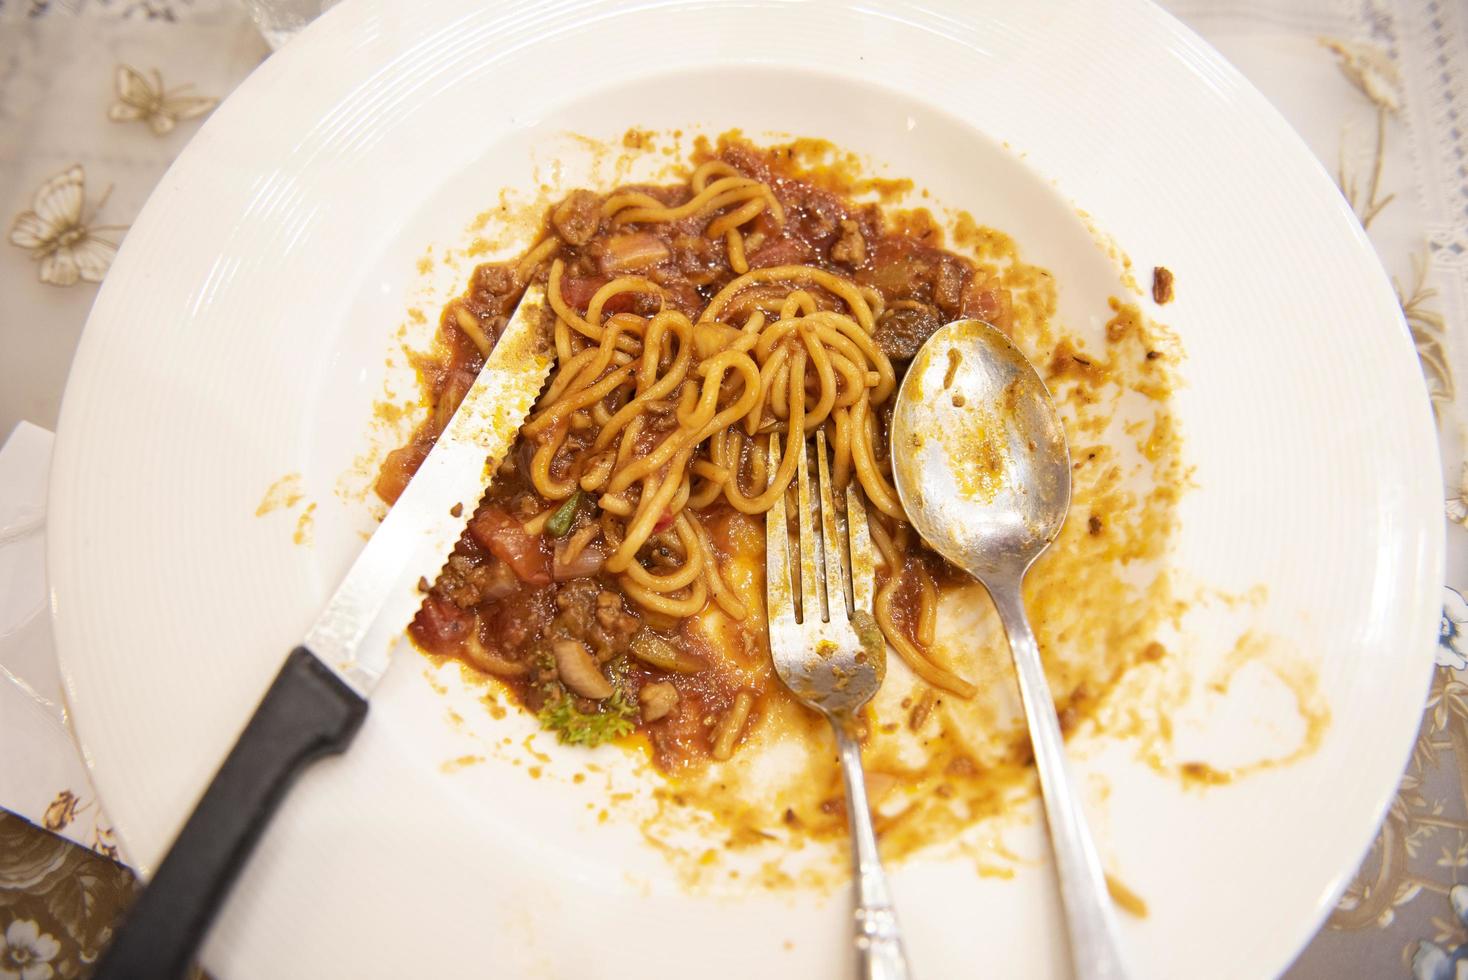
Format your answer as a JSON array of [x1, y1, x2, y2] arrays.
[[95, 284, 554, 980], [306, 284, 553, 693]]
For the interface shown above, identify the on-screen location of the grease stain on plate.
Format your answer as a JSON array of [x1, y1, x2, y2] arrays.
[[356, 127, 1329, 898], [254, 472, 302, 516]]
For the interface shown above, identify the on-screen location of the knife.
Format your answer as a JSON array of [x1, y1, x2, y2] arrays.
[[95, 285, 554, 980]]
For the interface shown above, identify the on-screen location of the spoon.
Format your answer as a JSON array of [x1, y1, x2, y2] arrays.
[[889, 319, 1130, 980]]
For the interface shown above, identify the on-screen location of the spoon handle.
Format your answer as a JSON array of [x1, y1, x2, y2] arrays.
[[989, 582, 1131, 980], [833, 723, 911, 980]]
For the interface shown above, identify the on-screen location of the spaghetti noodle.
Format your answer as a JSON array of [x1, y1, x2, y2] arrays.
[[381, 139, 1015, 765]]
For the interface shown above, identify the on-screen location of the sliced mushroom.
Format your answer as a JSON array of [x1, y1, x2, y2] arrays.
[[639, 682, 679, 722], [552, 638, 614, 699]]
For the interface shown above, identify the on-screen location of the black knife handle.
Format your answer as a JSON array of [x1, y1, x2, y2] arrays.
[[94, 646, 368, 980]]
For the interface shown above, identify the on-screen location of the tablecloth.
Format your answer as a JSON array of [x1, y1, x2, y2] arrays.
[[1, 0, 1464, 975]]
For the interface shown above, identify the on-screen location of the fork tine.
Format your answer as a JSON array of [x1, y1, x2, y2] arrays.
[[815, 430, 850, 623], [764, 436, 797, 633], [794, 432, 824, 624], [846, 478, 876, 616]]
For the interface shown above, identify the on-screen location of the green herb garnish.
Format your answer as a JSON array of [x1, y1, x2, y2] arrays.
[[537, 687, 637, 747]]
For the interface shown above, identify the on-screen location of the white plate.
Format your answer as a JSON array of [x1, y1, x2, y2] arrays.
[[49, 1, 1442, 977]]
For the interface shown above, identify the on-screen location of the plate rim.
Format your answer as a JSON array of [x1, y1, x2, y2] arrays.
[[47, 0, 1445, 976]]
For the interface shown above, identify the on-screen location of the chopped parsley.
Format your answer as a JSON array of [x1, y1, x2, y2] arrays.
[[537, 687, 637, 747], [536, 656, 636, 747]]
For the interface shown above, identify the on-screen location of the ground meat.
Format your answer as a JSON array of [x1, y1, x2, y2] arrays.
[[642, 271, 705, 317], [830, 219, 866, 266], [874, 304, 943, 361], [439, 553, 518, 608], [552, 190, 602, 246], [1152, 265, 1174, 304], [931, 257, 965, 315], [747, 236, 814, 269], [554, 579, 600, 635], [595, 589, 636, 633], [548, 579, 641, 662], [794, 196, 842, 242], [669, 233, 720, 281], [478, 584, 554, 655], [471, 262, 516, 302]]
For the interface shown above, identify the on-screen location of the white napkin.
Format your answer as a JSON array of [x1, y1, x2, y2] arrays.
[[0, 421, 123, 862]]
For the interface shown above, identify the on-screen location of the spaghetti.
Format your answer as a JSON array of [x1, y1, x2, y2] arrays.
[[381, 140, 1013, 766]]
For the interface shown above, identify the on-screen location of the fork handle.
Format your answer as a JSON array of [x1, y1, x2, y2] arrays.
[[833, 724, 911, 980], [989, 581, 1131, 980]]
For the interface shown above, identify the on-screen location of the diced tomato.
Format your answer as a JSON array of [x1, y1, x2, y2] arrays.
[[558, 274, 643, 314], [557, 274, 606, 310], [467, 507, 552, 585], [412, 595, 472, 650], [652, 511, 676, 534]]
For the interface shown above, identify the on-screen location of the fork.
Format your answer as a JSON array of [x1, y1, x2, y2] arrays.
[[765, 430, 911, 980]]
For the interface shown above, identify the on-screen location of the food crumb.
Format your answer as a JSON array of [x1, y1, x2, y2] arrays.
[[1180, 761, 1231, 786], [1151, 266, 1174, 304], [255, 473, 303, 516], [292, 502, 316, 546], [1105, 873, 1149, 918], [622, 128, 656, 150], [439, 754, 483, 773]]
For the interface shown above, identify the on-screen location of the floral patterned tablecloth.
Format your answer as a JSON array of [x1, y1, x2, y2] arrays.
[[1, 0, 1466, 977]]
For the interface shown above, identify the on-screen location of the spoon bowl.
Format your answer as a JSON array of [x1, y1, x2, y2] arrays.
[[890, 319, 1071, 580], [890, 319, 1130, 980]]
